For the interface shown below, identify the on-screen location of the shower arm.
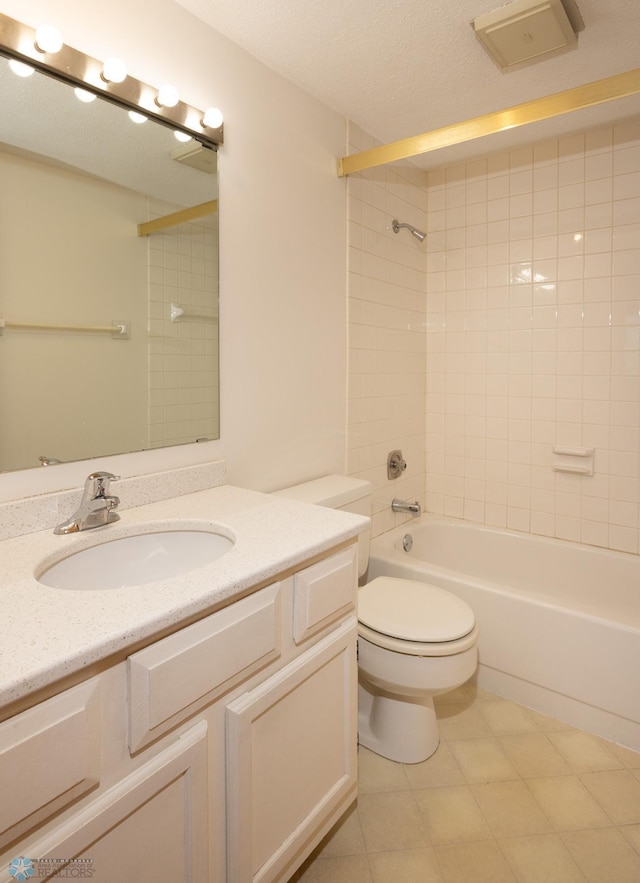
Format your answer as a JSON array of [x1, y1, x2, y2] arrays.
[[391, 219, 426, 241]]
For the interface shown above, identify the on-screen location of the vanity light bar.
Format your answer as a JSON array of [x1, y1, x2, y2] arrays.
[[0, 12, 223, 147]]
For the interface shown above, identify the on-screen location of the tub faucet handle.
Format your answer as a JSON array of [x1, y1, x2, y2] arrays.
[[387, 450, 407, 480]]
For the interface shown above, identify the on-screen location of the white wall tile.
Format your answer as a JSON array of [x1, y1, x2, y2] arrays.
[[424, 118, 640, 554]]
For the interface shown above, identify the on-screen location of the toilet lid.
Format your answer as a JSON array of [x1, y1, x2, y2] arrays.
[[359, 577, 475, 643]]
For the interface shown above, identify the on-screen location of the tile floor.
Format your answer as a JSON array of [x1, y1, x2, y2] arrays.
[[289, 683, 640, 882]]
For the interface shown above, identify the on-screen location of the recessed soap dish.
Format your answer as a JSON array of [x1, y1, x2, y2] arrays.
[[552, 444, 594, 475]]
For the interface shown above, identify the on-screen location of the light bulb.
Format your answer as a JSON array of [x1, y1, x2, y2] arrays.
[[174, 131, 192, 143], [34, 24, 63, 54], [202, 107, 223, 129], [156, 84, 179, 108], [74, 87, 97, 103], [128, 110, 147, 124], [8, 59, 35, 77], [101, 57, 127, 84]]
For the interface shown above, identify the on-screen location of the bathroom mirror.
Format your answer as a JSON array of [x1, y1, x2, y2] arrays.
[[0, 58, 219, 473]]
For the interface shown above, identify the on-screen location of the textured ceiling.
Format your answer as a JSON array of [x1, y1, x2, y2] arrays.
[[174, 0, 640, 167], [0, 62, 216, 205]]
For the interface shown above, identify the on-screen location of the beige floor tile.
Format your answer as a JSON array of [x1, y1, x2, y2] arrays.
[[368, 847, 445, 882], [311, 804, 366, 859], [449, 737, 520, 783], [547, 730, 623, 772], [299, 690, 640, 881], [438, 704, 493, 742], [435, 840, 517, 883], [299, 854, 372, 882], [471, 780, 552, 838], [561, 827, 640, 883], [620, 822, 640, 854], [498, 833, 587, 883], [469, 685, 500, 703], [525, 775, 612, 830], [414, 785, 493, 845], [434, 682, 478, 707], [498, 733, 571, 778], [477, 700, 541, 735], [358, 746, 411, 794], [357, 791, 428, 853], [580, 769, 640, 825], [524, 709, 572, 732], [403, 743, 466, 790], [607, 741, 640, 769]]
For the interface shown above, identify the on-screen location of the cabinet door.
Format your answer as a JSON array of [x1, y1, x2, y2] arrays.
[[226, 618, 358, 883], [1, 723, 209, 883]]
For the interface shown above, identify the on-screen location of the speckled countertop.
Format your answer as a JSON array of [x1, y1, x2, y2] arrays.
[[0, 484, 368, 711]]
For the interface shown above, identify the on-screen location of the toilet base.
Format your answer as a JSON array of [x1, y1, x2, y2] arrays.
[[358, 680, 440, 764]]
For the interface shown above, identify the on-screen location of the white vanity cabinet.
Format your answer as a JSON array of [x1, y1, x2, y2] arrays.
[[0, 542, 359, 883]]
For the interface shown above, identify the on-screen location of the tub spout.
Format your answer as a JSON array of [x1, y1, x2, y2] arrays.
[[391, 498, 421, 517]]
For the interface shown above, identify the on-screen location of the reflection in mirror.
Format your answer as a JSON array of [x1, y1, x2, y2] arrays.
[[0, 59, 219, 473]]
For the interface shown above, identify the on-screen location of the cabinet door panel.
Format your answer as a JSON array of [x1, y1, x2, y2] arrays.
[[0, 678, 100, 850], [1, 723, 209, 883], [226, 619, 358, 883]]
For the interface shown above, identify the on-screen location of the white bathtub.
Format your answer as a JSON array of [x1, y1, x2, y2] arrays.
[[368, 515, 640, 750]]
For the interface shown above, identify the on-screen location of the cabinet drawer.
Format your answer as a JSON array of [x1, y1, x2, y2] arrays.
[[293, 546, 357, 644], [129, 583, 281, 751], [0, 679, 101, 850]]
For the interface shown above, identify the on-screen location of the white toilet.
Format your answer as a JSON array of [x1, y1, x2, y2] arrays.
[[274, 475, 478, 764]]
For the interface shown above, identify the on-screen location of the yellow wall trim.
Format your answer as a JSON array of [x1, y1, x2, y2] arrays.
[[338, 68, 640, 176]]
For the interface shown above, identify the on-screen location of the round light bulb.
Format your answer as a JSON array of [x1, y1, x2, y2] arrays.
[[174, 131, 192, 143], [128, 110, 147, 124], [202, 106, 223, 129], [102, 57, 127, 84], [74, 87, 97, 103], [156, 84, 179, 108], [8, 59, 35, 77], [34, 24, 63, 54]]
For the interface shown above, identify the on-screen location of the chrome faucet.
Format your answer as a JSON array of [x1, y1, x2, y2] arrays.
[[391, 498, 422, 518], [54, 471, 120, 535]]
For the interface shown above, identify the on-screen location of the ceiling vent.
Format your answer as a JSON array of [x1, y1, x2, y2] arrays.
[[171, 142, 217, 174], [473, 0, 584, 71]]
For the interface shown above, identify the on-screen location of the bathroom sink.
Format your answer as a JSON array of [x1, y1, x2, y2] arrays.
[[37, 529, 234, 590]]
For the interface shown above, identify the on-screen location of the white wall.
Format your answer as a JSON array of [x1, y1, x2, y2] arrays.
[[0, 152, 148, 470], [0, 0, 347, 501]]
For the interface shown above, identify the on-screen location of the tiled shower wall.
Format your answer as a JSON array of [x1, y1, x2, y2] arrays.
[[425, 118, 640, 554], [346, 123, 428, 538], [147, 198, 220, 449]]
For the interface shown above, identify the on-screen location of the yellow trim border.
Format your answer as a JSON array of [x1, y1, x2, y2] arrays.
[[338, 68, 640, 177], [137, 200, 218, 236]]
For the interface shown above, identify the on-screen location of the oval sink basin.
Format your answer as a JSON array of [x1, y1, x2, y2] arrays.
[[38, 529, 234, 590]]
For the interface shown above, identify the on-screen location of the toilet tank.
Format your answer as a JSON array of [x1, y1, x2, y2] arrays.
[[273, 475, 372, 578]]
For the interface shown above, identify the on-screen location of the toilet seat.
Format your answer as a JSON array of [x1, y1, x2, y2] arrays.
[[358, 576, 477, 657], [358, 621, 479, 657]]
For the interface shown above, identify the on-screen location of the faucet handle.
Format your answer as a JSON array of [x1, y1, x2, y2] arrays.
[[85, 471, 120, 498]]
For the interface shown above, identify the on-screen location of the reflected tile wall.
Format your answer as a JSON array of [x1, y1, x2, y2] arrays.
[[146, 198, 219, 449], [425, 118, 640, 553], [346, 123, 428, 538]]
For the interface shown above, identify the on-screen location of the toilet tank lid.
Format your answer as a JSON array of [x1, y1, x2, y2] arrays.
[[272, 475, 372, 508]]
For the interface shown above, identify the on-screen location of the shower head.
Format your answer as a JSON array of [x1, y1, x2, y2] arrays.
[[391, 219, 426, 242]]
